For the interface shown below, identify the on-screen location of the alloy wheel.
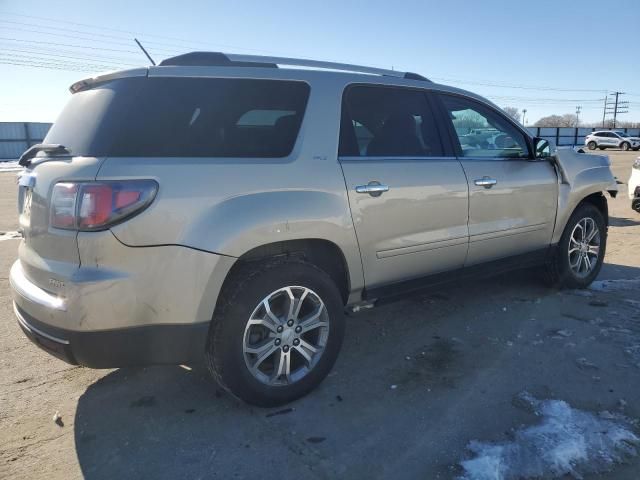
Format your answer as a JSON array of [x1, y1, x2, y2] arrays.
[[243, 286, 329, 386], [568, 217, 600, 278]]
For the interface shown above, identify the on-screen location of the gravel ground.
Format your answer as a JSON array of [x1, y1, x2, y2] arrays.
[[1, 151, 639, 479]]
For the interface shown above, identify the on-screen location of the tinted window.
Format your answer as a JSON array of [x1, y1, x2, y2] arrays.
[[439, 94, 529, 159], [339, 85, 443, 157], [45, 77, 310, 158]]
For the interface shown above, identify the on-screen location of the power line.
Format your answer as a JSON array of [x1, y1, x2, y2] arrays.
[[431, 76, 608, 93], [0, 53, 117, 69], [0, 26, 184, 55], [1, 48, 138, 67], [0, 46, 140, 65], [0, 11, 287, 55], [1, 10, 633, 97], [0, 36, 141, 54], [0, 60, 107, 72]]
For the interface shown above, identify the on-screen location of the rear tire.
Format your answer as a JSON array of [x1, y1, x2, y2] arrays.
[[545, 203, 606, 289], [621, 142, 630, 151], [206, 258, 345, 407], [587, 141, 597, 150]]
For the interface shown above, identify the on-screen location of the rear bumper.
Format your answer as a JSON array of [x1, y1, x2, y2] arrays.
[[10, 234, 236, 367], [13, 301, 208, 367]]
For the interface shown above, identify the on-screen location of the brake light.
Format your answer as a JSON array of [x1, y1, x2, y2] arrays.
[[50, 180, 158, 231]]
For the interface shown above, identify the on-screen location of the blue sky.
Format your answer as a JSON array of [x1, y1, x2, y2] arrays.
[[1, 0, 638, 125]]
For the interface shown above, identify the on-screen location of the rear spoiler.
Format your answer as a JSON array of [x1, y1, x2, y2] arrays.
[[69, 67, 148, 93]]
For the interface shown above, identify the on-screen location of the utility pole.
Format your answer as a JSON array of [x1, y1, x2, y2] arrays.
[[602, 96, 608, 127], [522, 109, 527, 125], [603, 93, 627, 128], [575, 105, 581, 127], [611, 91, 628, 128]]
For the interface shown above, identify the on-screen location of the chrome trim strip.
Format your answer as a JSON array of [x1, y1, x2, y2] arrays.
[[9, 261, 67, 311], [339, 156, 458, 162], [377, 235, 468, 258], [469, 223, 548, 243], [13, 303, 69, 345]]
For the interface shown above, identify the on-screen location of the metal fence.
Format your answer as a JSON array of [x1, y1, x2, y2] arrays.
[[0, 122, 52, 159], [526, 127, 640, 147], [1, 122, 638, 159]]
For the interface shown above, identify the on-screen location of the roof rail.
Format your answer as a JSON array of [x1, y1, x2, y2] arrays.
[[158, 52, 430, 81]]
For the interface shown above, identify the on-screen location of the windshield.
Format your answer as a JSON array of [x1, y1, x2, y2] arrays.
[[614, 131, 628, 137]]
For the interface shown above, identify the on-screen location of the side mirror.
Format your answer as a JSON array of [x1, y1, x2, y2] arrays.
[[533, 137, 551, 159]]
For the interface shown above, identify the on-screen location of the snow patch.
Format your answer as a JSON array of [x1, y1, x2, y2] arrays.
[[458, 393, 639, 480], [0, 160, 22, 172], [0, 231, 21, 242], [589, 278, 640, 292]]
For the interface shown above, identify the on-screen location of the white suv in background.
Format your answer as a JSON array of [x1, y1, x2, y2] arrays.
[[630, 157, 640, 212], [585, 131, 640, 151]]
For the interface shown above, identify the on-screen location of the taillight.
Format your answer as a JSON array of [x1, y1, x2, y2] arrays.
[[50, 180, 158, 231]]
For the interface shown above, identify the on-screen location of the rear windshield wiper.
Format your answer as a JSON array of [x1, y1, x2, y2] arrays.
[[19, 144, 70, 167]]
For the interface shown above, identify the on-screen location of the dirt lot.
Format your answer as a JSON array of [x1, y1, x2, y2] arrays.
[[1, 151, 639, 479]]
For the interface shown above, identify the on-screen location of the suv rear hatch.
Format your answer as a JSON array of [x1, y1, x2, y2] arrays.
[[17, 69, 148, 287]]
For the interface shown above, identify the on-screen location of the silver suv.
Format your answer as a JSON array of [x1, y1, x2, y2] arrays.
[[585, 130, 640, 151], [10, 52, 618, 406]]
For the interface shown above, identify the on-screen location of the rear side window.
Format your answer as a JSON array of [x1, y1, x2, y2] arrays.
[[45, 77, 310, 158], [339, 85, 444, 157]]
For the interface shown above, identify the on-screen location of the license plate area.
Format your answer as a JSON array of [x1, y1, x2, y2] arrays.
[[18, 172, 36, 230], [18, 188, 33, 234]]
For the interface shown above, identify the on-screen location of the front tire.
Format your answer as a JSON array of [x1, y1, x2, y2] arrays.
[[206, 259, 345, 406], [545, 203, 606, 289], [621, 142, 630, 151], [587, 141, 597, 150]]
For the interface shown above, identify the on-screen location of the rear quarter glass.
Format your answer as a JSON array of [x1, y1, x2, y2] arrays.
[[44, 77, 311, 158]]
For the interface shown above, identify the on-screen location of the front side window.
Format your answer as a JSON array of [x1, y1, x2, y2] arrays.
[[339, 85, 443, 157], [438, 94, 529, 159]]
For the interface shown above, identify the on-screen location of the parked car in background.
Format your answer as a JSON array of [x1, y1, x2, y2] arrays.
[[585, 131, 640, 151], [9, 52, 619, 406], [630, 157, 640, 212]]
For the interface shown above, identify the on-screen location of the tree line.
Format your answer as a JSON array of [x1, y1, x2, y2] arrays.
[[501, 107, 639, 128]]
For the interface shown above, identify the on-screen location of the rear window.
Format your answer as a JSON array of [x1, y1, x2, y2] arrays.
[[44, 77, 310, 158]]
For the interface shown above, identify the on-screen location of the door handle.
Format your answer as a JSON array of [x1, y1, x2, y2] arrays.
[[355, 181, 389, 197], [474, 176, 497, 189]]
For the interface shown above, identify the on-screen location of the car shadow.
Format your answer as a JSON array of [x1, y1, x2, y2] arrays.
[[73, 263, 640, 479], [610, 216, 640, 227]]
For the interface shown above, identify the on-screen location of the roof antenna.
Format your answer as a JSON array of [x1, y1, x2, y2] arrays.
[[134, 38, 156, 66]]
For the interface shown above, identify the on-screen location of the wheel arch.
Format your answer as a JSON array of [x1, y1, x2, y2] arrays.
[[552, 188, 610, 244], [220, 239, 353, 307], [579, 192, 608, 226]]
